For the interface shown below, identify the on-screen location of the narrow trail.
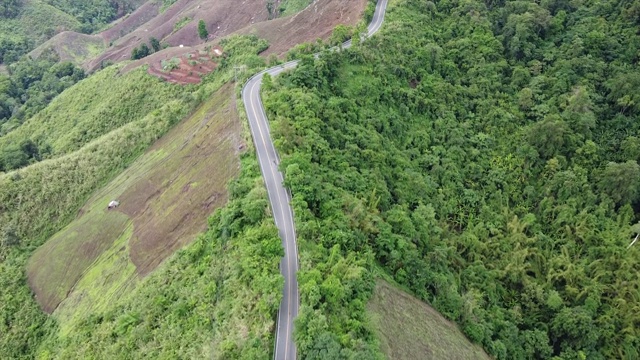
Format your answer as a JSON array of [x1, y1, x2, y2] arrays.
[[241, 1, 388, 358]]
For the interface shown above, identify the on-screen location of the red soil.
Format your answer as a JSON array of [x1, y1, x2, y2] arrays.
[[145, 45, 223, 84], [86, 0, 268, 72], [238, 0, 368, 57]]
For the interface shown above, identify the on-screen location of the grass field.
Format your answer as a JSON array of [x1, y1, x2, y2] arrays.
[[367, 279, 491, 360], [29, 32, 106, 66], [27, 82, 242, 331], [278, 0, 313, 17]]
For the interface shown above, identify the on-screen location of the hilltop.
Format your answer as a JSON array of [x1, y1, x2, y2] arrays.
[[31, 0, 367, 83], [0, 0, 146, 64]]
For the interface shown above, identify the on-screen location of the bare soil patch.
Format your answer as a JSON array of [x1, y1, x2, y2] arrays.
[[99, 1, 161, 44], [237, 0, 368, 57], [122, 82, 241, 276], [145, 45, 223, 84], [86, 0, 268, 72]]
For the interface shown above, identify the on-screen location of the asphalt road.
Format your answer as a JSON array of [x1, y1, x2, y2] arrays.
[[241, 0, 388, 358]]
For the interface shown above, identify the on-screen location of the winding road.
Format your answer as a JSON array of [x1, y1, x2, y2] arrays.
[[241, 0, 388, 358]]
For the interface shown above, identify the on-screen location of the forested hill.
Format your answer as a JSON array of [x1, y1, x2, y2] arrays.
[[263, 0, 640, 358], [0, 0, 144, 64]]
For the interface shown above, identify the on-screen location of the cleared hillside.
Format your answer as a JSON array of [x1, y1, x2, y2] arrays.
[[28, 82, 242, 320], [0, 34, 269, 358], [368, 280, 490, 360], [34, 154, 284, 358]]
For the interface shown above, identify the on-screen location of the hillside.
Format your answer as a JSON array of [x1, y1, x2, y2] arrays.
[[35, 154, 284, 358], [368, 279, 490, 360], [30, 0, 368, 79], [262, 0, 640, 358], [0, 0, 146, 64], [0, 0, 376, 357], [0, 33, 270, 357]]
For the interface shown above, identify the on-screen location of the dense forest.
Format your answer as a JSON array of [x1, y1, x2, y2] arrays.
[[262, 0, 640, 358], [0, 51, 85, 145]]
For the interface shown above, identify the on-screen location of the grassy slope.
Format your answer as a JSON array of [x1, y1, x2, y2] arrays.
[[278, 0, 313, 17], [0, 33, 273, 358], [28, 82, 241, 328], [0, 0, 81, 41], [36, 154, 284, 360], [0, 65, 185, 156], [0, 0, 146, 63], [29, 32, 106, 66], [0, 65, 193, 245], [368, 279, 490, 360]]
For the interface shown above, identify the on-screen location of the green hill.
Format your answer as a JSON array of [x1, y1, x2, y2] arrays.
[[0, 0, 145, 64], [0, 34, 271, 358], [262, 0, 640, 358]]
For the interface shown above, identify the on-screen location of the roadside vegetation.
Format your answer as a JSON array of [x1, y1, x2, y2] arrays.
[[35, 155, 284, 359], [0, 34, 270, 358], [262, 0, 640, 358]]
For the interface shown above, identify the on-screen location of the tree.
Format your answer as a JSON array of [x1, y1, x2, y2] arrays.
[[150, 37, 161, 52], [0, 0, 21, 19], [130, 43, 150, 60], [598, 161, 640, 205], [528, 116, 568, 159], [198, 20, 208, 40]]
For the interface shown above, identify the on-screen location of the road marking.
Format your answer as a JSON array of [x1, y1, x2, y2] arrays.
[[249, 78, 296, 359], [242, 2, 387, 358]]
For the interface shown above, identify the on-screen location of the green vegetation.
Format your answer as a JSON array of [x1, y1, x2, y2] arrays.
[[173, 16, 191, 32], [0, 51, 85, 142], [35, 155, 284, 358], [159, 0, 179, 13], [198, 19, 208, 40], [277, 0, 313, 17], [262, 0, 640, 358], [28, 80, 243, 332], [130, 42, 151, 60], [0, 34, 269, 358], [0, 65, 186, 160], [368, 279, 490, 360], [0, 0, 144, 64]]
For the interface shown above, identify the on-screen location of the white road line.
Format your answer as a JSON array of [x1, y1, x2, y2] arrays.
[[241, 1, 388, 358]]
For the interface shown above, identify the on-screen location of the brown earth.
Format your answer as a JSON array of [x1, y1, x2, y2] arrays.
[[124, 0, 367, 83], [31, 0, 366, 76], [120, 82, 242, 276], [85, 0, 269, 72], [145, 45, 223, 84], [99, 1, 161, 44], [27, 83, 243, 312], [237, 0, 368, 57]]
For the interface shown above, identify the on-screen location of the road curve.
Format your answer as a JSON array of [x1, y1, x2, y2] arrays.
[[241, 1, 388, 359]]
